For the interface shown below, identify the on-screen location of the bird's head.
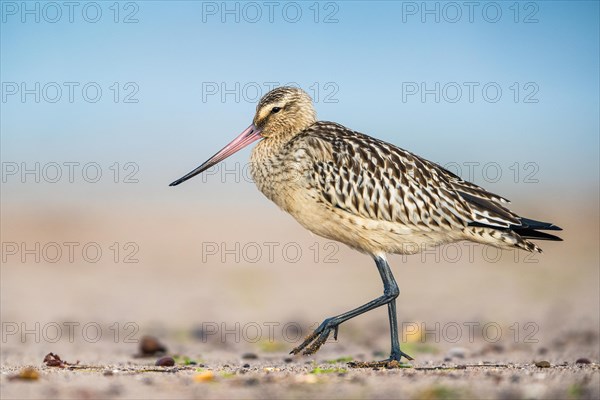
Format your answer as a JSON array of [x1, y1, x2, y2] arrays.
[[169, 86, 316, 186], [253, 86, 316, 138]]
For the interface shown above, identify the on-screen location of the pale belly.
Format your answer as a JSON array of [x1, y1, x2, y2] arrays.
[[261, 179, 462, 256], [250, 146, 464, 256]]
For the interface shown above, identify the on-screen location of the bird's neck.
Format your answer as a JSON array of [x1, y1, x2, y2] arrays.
[[255, 124, 311, 158], [250, 133, 290, 165], [249, 125, 309, 204]]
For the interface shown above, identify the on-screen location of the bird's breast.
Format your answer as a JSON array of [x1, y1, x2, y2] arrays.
[[250, 140, 309, 213]]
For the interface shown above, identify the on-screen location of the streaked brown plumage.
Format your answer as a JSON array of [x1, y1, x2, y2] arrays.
[[249, 88, 559, 256], [171, 86, 562, 366]]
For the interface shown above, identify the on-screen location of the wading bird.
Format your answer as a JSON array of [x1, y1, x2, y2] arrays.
[[170, 87, 561, 366]]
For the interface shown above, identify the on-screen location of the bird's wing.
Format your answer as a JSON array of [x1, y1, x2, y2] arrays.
[[291, 122, 521, 231]]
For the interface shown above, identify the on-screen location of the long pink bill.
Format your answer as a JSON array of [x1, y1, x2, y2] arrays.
[[169, 124, 262, 186]]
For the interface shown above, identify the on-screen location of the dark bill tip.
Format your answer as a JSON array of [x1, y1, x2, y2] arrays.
[[169, 124, 261, 187]]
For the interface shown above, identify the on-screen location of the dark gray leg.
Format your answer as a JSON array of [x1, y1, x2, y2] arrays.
[[387, 298, 408, 361], [290, 256, 413, 361]]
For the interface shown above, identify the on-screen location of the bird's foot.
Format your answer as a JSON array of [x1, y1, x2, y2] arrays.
[[348, 358, 413, 369], [391, 349, 414, 361], [347, 351, 414, 369], [347, 359, 410, 369], [290, 318, 340, 356]]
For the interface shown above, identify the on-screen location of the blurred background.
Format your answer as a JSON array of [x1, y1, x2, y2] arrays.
[[1, 0, 598, 368]]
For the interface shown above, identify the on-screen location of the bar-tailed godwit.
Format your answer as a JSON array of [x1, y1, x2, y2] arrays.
[[170, 87, 561, 366]]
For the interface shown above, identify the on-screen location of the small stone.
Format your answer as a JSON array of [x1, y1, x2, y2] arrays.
[[444, 357, 452, 362], [140, 336, 167, 356], [142, 377, 153, 385], [447, 347, 467, 359], [284, 357, 293, 363], [483, 344, 505, 353], [535, 361, 551, 368], [155, 357, 175, 367], [103, 370, 114, 376], [241, 353, 258, 360], [575, 358, 591, 364], [242, 363, 250, 368], [194, 371, 215, 382], [9, 367, 39, 381]]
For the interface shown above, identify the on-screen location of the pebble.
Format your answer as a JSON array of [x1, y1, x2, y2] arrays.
[[155, 357, 175, 367], [485, 344, 505, 353], [447, 347, 467, 359], [535, 361, 551, 368], [242, 363, 250, 368], [194, 371, 215, 382], [245, 378, 259, 386], [10, 367, 39, 381], [241, 353, 258, 360], [140, 336, 167, 356], [575, 358, 591, 364]]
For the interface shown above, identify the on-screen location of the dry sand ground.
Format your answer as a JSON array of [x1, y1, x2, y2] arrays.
[[1, 336, 599, 399], [2, 195, 599, 399]]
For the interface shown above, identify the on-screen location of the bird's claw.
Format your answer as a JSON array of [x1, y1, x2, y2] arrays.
[[348, 358, 412, 369], [393, 349, 414, 361], [347, 349, 414, 368], [290, 319, 339, 356]]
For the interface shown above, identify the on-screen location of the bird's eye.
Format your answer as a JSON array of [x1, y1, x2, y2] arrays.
[[271, 107, 282, 114]]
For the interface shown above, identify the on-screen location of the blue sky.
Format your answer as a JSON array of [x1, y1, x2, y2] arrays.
[[1, 1, 599, 202]]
